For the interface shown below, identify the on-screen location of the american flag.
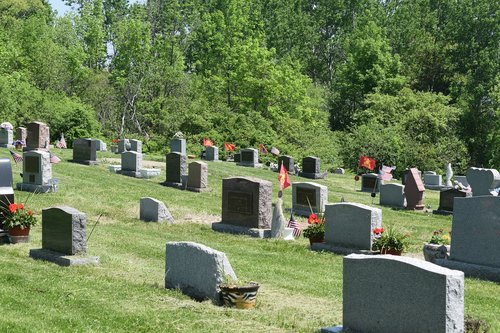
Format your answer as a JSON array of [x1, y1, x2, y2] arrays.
[[56, 134, 67, 149], [287, 211, 301, 237], [9, 150, 23, 164], [50, 153, 61, 164]]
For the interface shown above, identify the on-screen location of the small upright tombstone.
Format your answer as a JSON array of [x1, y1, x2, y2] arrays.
[[117, 139, 130, 153], [424, 172, 445, 190], [212, 177, 272, 238], [0, 127, 13, 148], [129, 139, 142, 153], [164, 152, 187, 188], [16, 127, 27, 144], [170, 138, 186, 155], [321, 254, 464, 333], [0, 158, 14, 235], [187, 161, 209, 192], [312, 202, 382, 254], [165, 242, 237, 305], [435, 196, 500, 282], [432, 188, 471, 215], [379, 183, 406, 208], [205, 146, 219, 162], [466, 167, 500, 196], [334, 168, 345, 174], [277, 155, 295, 174], [119, 151, 142, 177], [91, 139, 107, 151], [72, 138, 98, 165], [299, 156, 327, 179], [26, 121, 49, 150], [404, 168, 425, 210], [139, 197, 174, 223], [292, 182, 328, 216], [361, 173, 379, 192], [237, 148, 261, 168], [29, 206, 99, 266], [16, 150, 56, 193]]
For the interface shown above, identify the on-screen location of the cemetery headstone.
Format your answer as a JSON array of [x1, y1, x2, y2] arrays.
[[233, 153, 241, 163], [0, 128, 13, 148], [139, 197, 174, 223], [277, 155, 295, 174], [72, 138, 98, 165], [92, 139, 107, 151], [129, 139, 142, 153], [187, 161, 209, 192], [292, 182, 328, 216], [404, 168, 424, 210], [454, 175, 469, 187], [165, 242, 237, 305], [205, 146, 219, 162], [170, 138, 186, 155], [423, 171, 450, 190], [117, 139, 130, 153], [164, 152, 187, 187], [379, 183, 406, 208], [299, 156, 327, 179], [361, 173, 379, 192], [119, 151, 142, 177], [26, 121, 49, 150], [432, 188, 470, 215], [212, 177, 272, 238], [435, 196, 500, 282], [321, 254, 464, 333], [237, 148, 261, 168], [29, 206, 99, 266], [466, 167, 500, 196], [334, 168, 345, 174], [0, 158, 14, 234], [16, 150, 56, 193], [402, 168, 422, 185], [312, 202, 382, 254], [16, 127, 27, 143]]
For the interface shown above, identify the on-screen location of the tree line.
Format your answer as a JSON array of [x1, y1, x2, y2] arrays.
[[0, 0, 498, 174]]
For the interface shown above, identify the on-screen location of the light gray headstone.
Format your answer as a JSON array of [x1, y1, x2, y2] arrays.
[[117, 139, 130, 153], [170, 138, 186, 155], [0, 128, 13, 147], [22, 150, 52, 185], [340, 254, 463, 333], [324, 203, 382, 251], [121, 151, 142, 172], [379, 183, 406, 208], [165, 241, 237, 305], [449, 196, 500, 268], [334, 168, 345, 174], [424, 174, 442, 186], [139, 197, 174, 223], [454, 175, 469, 187], [187, 161, 208, 189], [466, 167, 500, 196], [292, 182, 328, 216], [129, 139, 142, 153], [205, 146, 219, 161]]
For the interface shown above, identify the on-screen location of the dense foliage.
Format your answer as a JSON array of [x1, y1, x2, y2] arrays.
[[0, 0, 498, 171]]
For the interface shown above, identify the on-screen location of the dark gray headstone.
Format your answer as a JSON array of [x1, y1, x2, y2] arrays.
[[117, 139, 130, 153], [129, 139, 142, 153], [205, 146, 219, 161], [292, 182, 328, 216], [187, 161, 208, 190], [278, 155, 294, 174], [170, 138, 186, 155], [26, 121, 49, 149], [221, 177, 272, 229], [237, 148, 261, 167], [234, 153, 241, 163], [72, 138, 97, 165], [302, 156, 320, 174], [361, 173, 379, 192], [166, 152, 187, 184], [41, 206, 87, 255], [436, 188, 470, 213]]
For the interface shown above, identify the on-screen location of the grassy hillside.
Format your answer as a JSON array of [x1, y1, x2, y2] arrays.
[[0, 148, 498, 332]]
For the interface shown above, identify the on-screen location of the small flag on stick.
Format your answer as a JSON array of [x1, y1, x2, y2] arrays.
[[287, 212, 301, 237], [378, 165, 396, 181], [50, 153, 61, 164], [278, 162, 291, 190], [9, 150, 23, 164], [203, 137, 213, 147], [259, 143, 268, 154], [224, 142, 235, 151]]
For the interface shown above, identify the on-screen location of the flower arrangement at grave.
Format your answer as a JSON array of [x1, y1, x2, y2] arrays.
[[422, 229, 451, 263], [428, 229, 451, 245], [302, 213, 325, 243], [372, 226, 410, 255], [1, 202, 38, 231]]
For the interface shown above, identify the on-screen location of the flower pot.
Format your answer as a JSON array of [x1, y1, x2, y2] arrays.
[[220, 282, 260, 309], [422, 243, 449, 263], [380, 248, 402, 256], [308, 235, 324, 246], [8, 226, 30, 244]]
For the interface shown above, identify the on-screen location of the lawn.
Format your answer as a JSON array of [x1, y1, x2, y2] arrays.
[[0, 148, 498, 333]]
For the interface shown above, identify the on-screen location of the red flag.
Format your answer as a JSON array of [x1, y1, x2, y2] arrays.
[[259, 143, 268, 154], [278, 162, 291, 190], [358, 156, 376, 170], [224, 142, 235, 151], [203, 138, 214, 147]]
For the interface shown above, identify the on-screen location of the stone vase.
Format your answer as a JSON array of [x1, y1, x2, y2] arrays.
[[422, 243, 450, 263], [8, 226, 30, 244]]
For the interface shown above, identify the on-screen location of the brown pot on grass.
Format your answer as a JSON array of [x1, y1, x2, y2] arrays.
[[8, 226, 30, 244]]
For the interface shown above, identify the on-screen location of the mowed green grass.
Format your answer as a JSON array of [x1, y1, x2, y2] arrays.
[[0, 148, 498, 333]]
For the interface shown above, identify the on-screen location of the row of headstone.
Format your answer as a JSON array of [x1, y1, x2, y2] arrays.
[[116, 149, 160, 179]]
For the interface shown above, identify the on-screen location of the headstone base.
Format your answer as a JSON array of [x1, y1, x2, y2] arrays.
[[236, 162, 263, 168], [282, 227, 295, 240], [16, 183, 57, 193], [311, 243, 379, 255], [186, 186, 212, 193], [321, 326, 343, 333], [108, 165, 121, 173], [424, 185, 453, 191], [118, 170, 141, 178], [139, 168, 161, 179], [162, 181, 186, 190], [432, 209, 453, 216], [211, 222, 271, 239], [435, 259, 500, 283], [29, 248, 100, 267], [298, 171, 327, 179], [70, 160, 98, 166], [406, 205, 425, 211]]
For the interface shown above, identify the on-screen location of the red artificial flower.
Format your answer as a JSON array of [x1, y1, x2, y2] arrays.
[[18, 203, 24, 210], [373, 228, 385, 235], [112, 139, 119, 143], [308, 213, 320, 224], [28, 210, 33, 215], [8, 203, 17, 213]]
